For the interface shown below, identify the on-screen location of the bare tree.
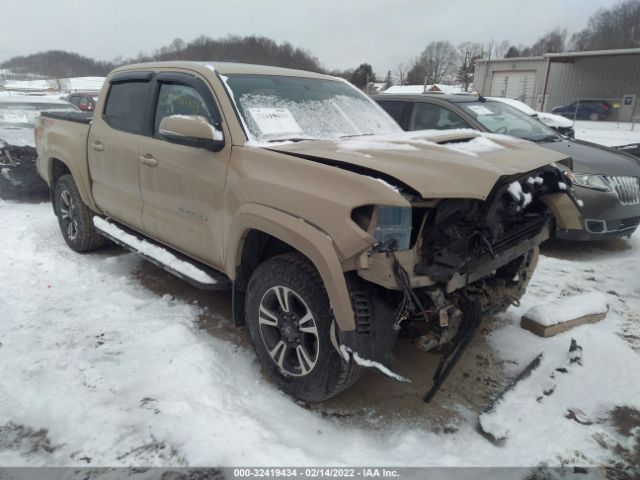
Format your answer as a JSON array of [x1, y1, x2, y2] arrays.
[[409, 41, 459, 85], [529, 28, 567, 55], [571, 0, 640, 50], [395, 63, 408, 85], [456, 42, 483, 91]]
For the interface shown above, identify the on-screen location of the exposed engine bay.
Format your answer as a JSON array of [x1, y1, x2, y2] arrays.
[[344, 165, 577, 400]]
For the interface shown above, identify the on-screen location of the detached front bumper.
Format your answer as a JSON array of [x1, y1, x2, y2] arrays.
[[556, 185, 640, 240]]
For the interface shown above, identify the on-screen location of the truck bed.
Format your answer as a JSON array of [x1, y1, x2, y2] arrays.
[[41, 111, 93, 124]]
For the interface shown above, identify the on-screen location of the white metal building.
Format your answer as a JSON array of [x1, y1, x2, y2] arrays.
[[474, 48, 640, 121]]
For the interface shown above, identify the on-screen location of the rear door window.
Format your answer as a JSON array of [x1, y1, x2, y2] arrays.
[[103, 81, 151, 134]]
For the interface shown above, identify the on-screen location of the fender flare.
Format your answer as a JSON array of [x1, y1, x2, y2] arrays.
[[225, 203, 356, 332], [43, 147, 99, 212]]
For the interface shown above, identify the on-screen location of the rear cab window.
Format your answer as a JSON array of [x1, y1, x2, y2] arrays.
[[103, 73, 153, 134]]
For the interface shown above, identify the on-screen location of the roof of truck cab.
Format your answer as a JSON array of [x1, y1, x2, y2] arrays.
[[110, 61, 339, 81]]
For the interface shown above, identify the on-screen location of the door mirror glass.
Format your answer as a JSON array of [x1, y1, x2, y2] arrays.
[[158, 114, 224, 151]]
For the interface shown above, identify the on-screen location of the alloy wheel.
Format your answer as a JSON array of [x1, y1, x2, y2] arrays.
[[258, 285, 319, 377]]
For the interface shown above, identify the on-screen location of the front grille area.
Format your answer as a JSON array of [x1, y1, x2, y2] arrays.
[[606, 176, 640, 206]]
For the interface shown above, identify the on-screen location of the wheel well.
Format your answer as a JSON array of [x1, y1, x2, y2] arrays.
[[51, 159, 70, 185], [49, 159, 70, 213], [232, 229, 297, 327]]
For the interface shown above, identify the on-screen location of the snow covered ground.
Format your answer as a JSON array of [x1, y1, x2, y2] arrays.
[[1, 198, 639, 470], [574, 120, 640, 148]]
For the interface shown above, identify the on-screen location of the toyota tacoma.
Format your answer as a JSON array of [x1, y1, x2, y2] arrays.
[[36, 62, 582, 402]]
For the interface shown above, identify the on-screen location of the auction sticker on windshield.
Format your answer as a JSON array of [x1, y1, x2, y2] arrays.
[[248, 108, 303, 136], [467, 105, 495, 115]]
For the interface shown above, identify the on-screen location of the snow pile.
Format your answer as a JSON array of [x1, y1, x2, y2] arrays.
[[93, 217, 217, 286], [523, 292, 608, 327], [574, 121, 640, 148], [1, 200, 640, 468], [441, 136, 505, 156], [479, 340, 584, 443]]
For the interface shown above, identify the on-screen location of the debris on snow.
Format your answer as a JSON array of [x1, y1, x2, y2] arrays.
[[479, 339, 585, 444], [521, 292, 608, 337], [340, 345, 410, 383]]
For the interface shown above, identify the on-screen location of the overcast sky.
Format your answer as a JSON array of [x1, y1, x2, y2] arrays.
[[0, 0, 616, 74]]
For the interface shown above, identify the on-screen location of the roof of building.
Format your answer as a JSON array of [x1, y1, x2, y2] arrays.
[[476, 48, 640, 65]]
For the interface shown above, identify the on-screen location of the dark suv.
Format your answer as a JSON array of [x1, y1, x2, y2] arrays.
[[374, 93, 640, 241], [551, 100, 611, 121]]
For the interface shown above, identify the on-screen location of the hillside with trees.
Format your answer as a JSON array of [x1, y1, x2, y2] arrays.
[[2, 1, 639, 89]]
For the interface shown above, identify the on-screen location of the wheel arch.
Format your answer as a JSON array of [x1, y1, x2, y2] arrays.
[[44, 150, 99, 214], [226, 204, 356, 332]]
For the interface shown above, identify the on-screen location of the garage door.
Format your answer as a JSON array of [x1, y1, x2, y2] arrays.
[[490, 71, 536, 106]]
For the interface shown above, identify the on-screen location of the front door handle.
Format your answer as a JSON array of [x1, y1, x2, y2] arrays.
[[91, 141, 104, 151], [139, 154, 158, 167]]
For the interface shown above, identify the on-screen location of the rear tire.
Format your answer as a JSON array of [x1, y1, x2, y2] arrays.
[[590, 112, 601, 121], [54, 174, 106, 252], [245, 253, 363, 403]]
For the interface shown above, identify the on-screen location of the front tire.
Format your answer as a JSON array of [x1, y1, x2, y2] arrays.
[[589, 112, 601, 121], [245, 253, 363, 403], [54, 174, 106, 252]]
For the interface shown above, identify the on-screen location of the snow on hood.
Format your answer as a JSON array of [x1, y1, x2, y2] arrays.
[[536, 112, 574, 129], [0, 126, 35, 148], [262, 130, 568, 200]]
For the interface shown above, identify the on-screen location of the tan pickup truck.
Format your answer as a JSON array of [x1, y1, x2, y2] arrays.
[[36, 61, 581, 402]]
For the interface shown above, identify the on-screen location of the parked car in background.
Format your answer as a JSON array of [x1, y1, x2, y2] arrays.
[[66, 92, 99, 111], [552, 100, 612, 121], [374, 93, 640, 241], [36, 61, 580, 402], [0, 97, 79, 198], [489, 97, 576, 138]]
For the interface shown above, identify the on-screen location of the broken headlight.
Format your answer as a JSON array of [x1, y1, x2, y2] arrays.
[[372, 206, 412, 251]]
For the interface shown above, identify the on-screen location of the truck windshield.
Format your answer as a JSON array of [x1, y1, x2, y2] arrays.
[[460, 101, 559, 142], [222, 74, 400, 142]]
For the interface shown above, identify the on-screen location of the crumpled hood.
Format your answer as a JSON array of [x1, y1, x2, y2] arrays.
[[540, 138, 640, 177], [264, 130, 569, 200]]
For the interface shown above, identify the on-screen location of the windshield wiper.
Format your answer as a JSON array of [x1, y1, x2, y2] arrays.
[[266, 137, 318, 143], [339, 133, 375, 139], [534, 134, 561, 143]]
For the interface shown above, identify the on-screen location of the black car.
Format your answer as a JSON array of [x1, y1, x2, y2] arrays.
[[374, 93, 640, 241]]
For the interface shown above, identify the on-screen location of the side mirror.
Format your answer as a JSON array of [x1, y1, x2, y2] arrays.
[[158, 115, 224, 152]]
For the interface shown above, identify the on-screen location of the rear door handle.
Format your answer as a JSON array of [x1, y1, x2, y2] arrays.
[[91, 141, 104, 151], [139, 154, 158, 167]]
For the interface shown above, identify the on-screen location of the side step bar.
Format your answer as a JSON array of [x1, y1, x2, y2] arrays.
[[93, 217, 230, 291]]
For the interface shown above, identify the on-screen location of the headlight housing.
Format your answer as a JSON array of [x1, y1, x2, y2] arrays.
[[372, 206, 412, 251], [571, 173, 612, 192]]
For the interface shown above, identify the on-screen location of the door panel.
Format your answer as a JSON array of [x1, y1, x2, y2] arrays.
[[138, 137, 230, 268], [88, 79, 151, 229], [139, 78, 230, 269]]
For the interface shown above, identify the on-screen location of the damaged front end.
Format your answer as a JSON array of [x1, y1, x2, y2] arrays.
[[0, 142, 46, 199], [341, 166, 581, 400]]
